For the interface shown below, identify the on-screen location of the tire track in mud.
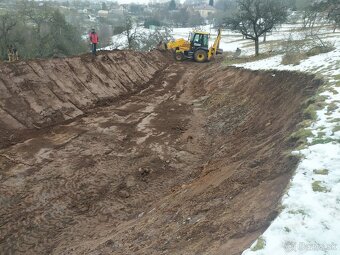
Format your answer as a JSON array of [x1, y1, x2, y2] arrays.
[[0, 104, 28, 128], [65, 66, 320, 255], [0, 61, 189, 255]]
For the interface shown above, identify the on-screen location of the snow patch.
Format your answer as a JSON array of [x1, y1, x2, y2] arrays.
[[238, 27, 340, 255]]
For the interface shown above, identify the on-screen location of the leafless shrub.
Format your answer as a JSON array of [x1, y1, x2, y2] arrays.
[[281, 33, 335, 65], [282, 52, 306, 65]]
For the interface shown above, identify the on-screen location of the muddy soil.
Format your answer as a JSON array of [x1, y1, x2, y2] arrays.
[[0, 52, 320, 255], [0, 50, 169, 149]]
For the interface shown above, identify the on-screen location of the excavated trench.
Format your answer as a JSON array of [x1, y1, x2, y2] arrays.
[[0, 51, 321, 255]]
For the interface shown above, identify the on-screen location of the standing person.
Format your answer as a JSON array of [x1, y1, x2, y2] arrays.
[[12, 45, 19, 61], [233, 47, 241, 58], [89, 29, 99, 56]]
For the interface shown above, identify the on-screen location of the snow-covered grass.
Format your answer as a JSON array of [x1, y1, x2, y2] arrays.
[[103, 25, 252, 54], [103, 22, 337, 58], [170, 24, 338, 57], [236, 28, 340, 255]]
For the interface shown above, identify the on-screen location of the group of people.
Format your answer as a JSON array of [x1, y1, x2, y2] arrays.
[[7, 45, 19, 62]]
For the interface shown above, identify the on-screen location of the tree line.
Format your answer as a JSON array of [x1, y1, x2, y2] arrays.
[[225, 0, 339, 56], [0, 1, 87, 61]]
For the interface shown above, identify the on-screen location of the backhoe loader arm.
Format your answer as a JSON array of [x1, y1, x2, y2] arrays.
[[208, 28, 222, 60]]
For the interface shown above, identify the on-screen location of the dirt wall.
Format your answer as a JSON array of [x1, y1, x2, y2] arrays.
[[0, 50, 168, 147]]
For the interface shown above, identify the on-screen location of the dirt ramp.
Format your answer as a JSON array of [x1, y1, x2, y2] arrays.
[[0, 50, 168, 146]]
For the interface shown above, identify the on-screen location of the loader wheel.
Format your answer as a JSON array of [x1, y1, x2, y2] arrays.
[[174, 51, 184, 61], [194, 50, 207, 63]]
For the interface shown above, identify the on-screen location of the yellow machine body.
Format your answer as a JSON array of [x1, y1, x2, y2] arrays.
[[167, 29, 222, 62]]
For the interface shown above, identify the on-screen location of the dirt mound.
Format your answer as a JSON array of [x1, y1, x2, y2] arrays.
[[0, 54, 321, 255], [0, 50, 169, 149]]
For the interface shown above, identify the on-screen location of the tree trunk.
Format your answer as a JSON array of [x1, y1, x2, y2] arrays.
[[255, 38, 259, 56], [37, 24, 43, 57], [263, 32, 266, 42], [3, 33, 8, 60]]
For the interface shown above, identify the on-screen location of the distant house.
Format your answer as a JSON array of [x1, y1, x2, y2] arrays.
[[59, 6, 70, 11], [98, 10, 109, 18], [195, 5, 216, 18], [109, 6, 124, 16], [78, 9, 89, 14], [143, 6, 153, 14]]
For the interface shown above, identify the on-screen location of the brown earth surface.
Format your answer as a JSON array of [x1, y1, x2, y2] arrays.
[[0, 51, 321, 255]]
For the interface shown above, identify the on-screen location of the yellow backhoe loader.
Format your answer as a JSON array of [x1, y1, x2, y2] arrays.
[[167, 28, 223, 62]]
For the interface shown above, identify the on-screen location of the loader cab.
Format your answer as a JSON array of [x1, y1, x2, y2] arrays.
[[190, 32, 209, 49]]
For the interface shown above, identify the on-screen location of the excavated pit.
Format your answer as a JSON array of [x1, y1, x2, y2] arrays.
[[0, 51, 321, 255]]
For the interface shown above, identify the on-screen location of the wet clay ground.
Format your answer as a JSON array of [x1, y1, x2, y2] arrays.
[[0, 52, 321, 255]]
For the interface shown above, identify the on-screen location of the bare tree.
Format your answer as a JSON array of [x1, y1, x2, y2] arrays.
[[98, 24, 113, 47], [18, 1, 54, 57], [319, 0, 340, 32], [0, 13, 17, 59], [169, 0, 176, 10], [302, 0, 339, 35], [123, 15, 140, 49], [302, 3, 323, 35], [139, 27, 174, 51], [226, 0, 288, 56]]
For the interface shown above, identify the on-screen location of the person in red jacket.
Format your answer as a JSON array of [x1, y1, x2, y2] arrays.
[[89, 29, 99, 55]]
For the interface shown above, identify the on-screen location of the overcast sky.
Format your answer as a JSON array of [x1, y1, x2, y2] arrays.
[[118, 0, 151, 3], [116, 0, 184, 4]]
